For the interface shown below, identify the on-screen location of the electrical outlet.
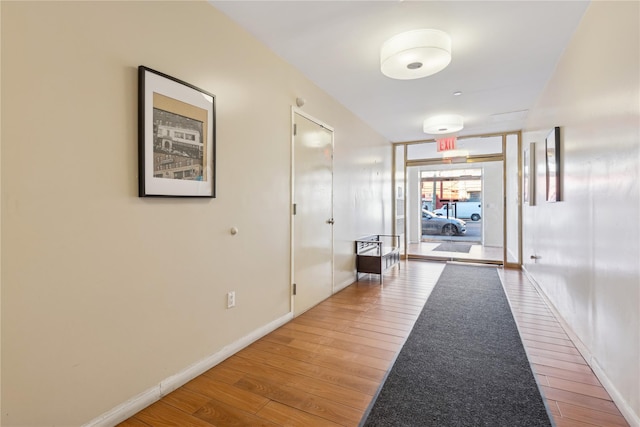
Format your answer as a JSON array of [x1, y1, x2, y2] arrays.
[[227, 291, 236, 308]]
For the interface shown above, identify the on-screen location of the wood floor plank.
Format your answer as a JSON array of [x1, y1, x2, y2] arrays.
[[531, 364, 603, 387], [529, 355, 593, 374], [519, 326, 570, 341], [202, 364, 248, 385], [347, 316, 415, 330], [517, 320, 568, 335], [237, 345, 387, 384], [340, 326, 407, 343], [116, 418, 151, 427], [260, 336, 391, 371], [516, 314, 564, 327], [256, 401, 345, 427], [183, 375, 270, 413], [233, 375, 363, 425], [162, 387, 214, 415], [521, 332, 575, 348], [225, 351, 382, 395], [281, 323, 401, 351], [194, 398, 280, 427], [546, 399, 562, 417], [523, 339, 583, 356], [343, 321, 411, 337], [134, 401, 216, 427], [246, 340, 388, 388], [525, 346, 588, 365], [556, 401, 629, 426], [266, 328, 397, 361], [293, 316, 350, 333], [554, 417, 602, 427], [546, 376, 612, 400]]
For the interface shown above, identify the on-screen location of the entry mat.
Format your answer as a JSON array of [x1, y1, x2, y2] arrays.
[[432, 243, 472, 253]]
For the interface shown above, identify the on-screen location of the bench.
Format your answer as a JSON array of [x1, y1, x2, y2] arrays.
[[355, 234, 400, 284]]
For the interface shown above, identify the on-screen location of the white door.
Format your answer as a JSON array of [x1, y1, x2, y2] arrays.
[[292, 111, 334, 316]]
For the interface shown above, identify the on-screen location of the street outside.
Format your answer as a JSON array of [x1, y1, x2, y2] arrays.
[[422, 219, 481, 242]]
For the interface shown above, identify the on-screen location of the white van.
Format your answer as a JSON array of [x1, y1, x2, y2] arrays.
[[434, 202, 482, 221]]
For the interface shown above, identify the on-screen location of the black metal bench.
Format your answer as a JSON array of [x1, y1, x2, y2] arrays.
[[355, 234, 400, 284]]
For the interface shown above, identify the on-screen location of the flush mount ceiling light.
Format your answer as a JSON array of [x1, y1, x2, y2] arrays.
[[380, 29, 452, 80], [423, 114, 464, 134]]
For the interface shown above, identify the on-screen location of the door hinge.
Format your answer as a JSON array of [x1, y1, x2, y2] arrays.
[[293, 124, 297, 136], [292, 283, 297, 295], [293, 203, 297, 215]]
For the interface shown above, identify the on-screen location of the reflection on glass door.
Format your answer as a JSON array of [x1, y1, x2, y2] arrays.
[[422, 170, 482, 246]]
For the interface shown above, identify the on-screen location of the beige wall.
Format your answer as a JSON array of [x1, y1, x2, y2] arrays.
[[0, 1, 3, 421], [522, 1, 639, 423], [0, 2, 390, 425]]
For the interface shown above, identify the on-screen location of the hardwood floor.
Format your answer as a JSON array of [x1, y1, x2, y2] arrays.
[[500, 269, 630, 427], [118, 261, 629, 427]]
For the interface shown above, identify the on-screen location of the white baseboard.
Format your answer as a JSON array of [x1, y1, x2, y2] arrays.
[[83, 311, 293, 427], [334, 276, 355, 293], [591, 357, 640, 427], [522, 267, 639, 427]]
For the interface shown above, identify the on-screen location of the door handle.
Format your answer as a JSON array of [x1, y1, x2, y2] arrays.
[[327, 218, 335, 225]]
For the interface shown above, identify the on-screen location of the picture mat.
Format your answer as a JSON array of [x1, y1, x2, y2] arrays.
[[142, 70, 214, 196]]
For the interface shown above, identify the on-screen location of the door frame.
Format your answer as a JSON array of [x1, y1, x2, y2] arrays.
[[290, 107, 335, 316], [393, 131, 522, 267]]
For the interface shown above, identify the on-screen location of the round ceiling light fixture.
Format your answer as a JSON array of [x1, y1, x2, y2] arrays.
[[380, 29, 452, 80], [423, 114, 464, 134]]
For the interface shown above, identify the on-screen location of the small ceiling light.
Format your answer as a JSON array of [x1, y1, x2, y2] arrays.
[[380, 29, 452, 80], [453, 91, 462, 96], [423, 114, 464, 134]]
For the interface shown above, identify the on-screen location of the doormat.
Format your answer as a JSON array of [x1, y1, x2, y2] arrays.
[[432, 243, 472, 253]]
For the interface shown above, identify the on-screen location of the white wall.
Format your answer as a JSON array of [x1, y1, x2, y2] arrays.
[[522, 2, 639, 424], [0, 2, 390, 425], [482, 162, 503, 248], [407, 167, 421, 243]]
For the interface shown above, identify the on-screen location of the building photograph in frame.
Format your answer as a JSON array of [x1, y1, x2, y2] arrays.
[[139, 66, 215, 197], [545, 126, 560, 202]]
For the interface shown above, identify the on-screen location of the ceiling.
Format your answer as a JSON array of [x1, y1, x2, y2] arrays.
[[211, 1, 590, 142]]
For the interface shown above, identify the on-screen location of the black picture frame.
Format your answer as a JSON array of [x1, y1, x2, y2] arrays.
[[545, 126, 560, 202], [138, 66, 216, 197]]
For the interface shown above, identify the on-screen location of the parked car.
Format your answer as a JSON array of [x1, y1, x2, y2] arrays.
[[434, 202, 482, 221], [422, 209, 466, 236]]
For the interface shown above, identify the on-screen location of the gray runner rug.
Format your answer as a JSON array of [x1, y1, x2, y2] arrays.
[[361, 263, 553, 427]]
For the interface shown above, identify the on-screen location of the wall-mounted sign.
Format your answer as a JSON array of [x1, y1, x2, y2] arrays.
[[436, 137, 457, 152]]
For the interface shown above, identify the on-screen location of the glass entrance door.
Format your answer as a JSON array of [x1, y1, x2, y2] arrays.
[[395, 132, 520, 266], [408, 164, 503, 263]]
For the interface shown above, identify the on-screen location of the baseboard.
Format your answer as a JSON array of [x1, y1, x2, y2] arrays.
[[83, 311, 294, 427], [521, 268, 593, 362], [334, 275, 355, 293], [522, 267, 639, 427], [591, 355, 640, 427]]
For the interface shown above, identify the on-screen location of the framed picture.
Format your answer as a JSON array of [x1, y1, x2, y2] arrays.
[[138, 66, 216, 197], [523, 142, 535, 206], [545, 126, 560, 202]]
